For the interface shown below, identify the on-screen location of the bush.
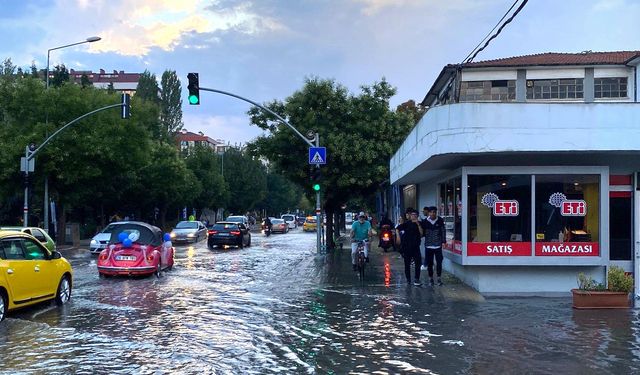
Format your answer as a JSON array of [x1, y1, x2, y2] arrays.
[[608, 266, 633, 293], [577, 273, 606, 291]]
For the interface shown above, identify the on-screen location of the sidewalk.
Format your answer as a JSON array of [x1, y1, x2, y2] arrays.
[[321, 236, 484, 301], [57, 238, 91, 252]]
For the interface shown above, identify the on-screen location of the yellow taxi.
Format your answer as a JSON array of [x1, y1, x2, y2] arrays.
[[303, 216, 318, 232], [0, 230, 73, 322]]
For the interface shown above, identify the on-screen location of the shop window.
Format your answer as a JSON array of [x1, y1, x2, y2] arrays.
[[467, 175, 531, 256], [526, 79, 584, 100], [438, 177, 462, 254], [534, 175, 600, 256], [595, 77, 627, 98]]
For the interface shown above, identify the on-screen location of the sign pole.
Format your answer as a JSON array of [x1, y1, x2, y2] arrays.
[[315, 133, 322, 255], [23, 146, 30, 227]]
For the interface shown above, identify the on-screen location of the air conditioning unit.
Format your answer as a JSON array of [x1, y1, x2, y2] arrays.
[[526, 80, 534, 87]]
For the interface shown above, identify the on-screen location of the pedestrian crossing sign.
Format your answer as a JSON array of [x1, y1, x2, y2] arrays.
[[309, 147, 327, 165]]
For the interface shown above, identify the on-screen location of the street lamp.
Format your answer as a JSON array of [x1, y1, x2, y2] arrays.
[[39, 36, 101, 231]]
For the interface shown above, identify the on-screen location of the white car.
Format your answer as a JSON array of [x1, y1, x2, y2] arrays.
[[281, 214, 297, 229], [90, 221, 130, 253]]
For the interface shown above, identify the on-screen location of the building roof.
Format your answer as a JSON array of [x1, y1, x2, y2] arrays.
[[422, 51, 640, 106], [176, 130, 223, 145], [458, 51, 640, 68]]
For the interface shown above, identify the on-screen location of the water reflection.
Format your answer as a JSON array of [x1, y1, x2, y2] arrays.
[[1, 233, 639, 374]]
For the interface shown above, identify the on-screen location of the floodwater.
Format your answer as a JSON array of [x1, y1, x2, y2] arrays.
[[1, 230, 639, 374]]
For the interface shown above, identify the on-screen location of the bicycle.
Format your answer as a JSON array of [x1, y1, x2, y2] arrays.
[[354, 239, 368, 280]]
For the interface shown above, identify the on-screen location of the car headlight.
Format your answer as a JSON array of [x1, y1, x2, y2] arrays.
[[170, 232, 176, 238], [90, 239, 98, 246], [187, 233, 195, 237]]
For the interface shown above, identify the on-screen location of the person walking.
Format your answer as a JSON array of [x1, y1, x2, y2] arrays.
[[422, 206, 446, 286], [395, 209, 423, 286]]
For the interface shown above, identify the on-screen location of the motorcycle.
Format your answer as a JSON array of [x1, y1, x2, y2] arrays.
[[379, 224, 394, 252], [262, 221, 272, 237]]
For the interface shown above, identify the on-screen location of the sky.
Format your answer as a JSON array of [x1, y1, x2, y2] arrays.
[[1, 0, 639, 145]]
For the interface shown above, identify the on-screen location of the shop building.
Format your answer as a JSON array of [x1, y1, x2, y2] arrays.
[[390, 51, 640, 295]]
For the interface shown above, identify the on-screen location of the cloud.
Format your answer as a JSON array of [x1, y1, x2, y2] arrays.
[[45, 0, 285, 57]]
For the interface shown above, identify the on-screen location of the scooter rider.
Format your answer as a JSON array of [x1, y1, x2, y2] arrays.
[[378, 214, 394, 247], [262, 216, 273, 234], [350, 212, 373, 271]]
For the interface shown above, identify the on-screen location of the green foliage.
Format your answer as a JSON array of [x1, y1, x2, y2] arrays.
[[259, 172, 303, 216], [248, 77, 414, 210], [577, 273, 606, 291], [160, 70, 183, 136], [49, 64, 69, 87], [184, 145, 228, 210], [80, 74, 92, 88], [136, 70, 160, 104], [223, 148, 267, 213], [607, 266, 633, 293]]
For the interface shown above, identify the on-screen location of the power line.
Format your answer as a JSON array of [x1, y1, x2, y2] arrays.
[[465, 0, 529, 63], [462, 0, 520, 64]]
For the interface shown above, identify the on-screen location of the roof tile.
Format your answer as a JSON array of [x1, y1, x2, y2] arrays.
[[459, 51, 640, 68]]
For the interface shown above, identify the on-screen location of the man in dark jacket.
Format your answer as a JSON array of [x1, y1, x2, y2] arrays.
[[422, 206, 446, 286], [396, 209, 424, 286]]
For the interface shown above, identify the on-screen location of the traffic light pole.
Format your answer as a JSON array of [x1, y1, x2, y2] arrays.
[[197, 87, 323, 254], [22, 98, 129, 227]]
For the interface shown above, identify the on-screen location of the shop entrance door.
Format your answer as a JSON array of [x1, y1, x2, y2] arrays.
[[610, 192, 633, 272]]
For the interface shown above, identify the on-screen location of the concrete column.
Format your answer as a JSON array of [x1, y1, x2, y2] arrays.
[[584, 68, 595, 103], [516, 69, 526, 102]]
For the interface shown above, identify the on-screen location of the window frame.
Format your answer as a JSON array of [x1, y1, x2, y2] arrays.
[[526, 78, 584, 100], [594, 77, 628, 99]]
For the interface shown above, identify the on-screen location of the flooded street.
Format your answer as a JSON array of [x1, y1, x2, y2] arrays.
[[1, 230, 640, 374]]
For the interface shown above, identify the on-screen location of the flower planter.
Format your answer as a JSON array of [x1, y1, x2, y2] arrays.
[[571, 289, 630, 309]]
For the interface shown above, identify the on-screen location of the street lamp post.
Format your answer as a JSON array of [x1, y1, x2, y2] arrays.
[[42, 36, 100, 233]]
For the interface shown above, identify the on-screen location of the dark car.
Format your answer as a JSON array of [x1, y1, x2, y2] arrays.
[[207, 222, 251, 249], [296, 216, 306, 226]]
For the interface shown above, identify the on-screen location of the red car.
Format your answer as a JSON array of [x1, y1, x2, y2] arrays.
[[97, 222, 174, 277]]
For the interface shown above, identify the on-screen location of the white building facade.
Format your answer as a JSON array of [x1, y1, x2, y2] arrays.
[[390, 51, 640, 295]]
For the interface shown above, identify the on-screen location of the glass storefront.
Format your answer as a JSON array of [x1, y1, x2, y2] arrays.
[[534, 175, 600, 256], [442, 171, 604, 258], [467, 175, 532, 256]]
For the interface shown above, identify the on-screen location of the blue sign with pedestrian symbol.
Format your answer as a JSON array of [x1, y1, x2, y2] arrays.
[[309, 147, 327, 165]]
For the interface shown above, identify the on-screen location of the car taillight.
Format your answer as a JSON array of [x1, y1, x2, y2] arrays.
[[147, 255, 154, 261], [99, 254, 107, 260], [209, 230, 217, 235], [383, 233, 389, 239], [230, 231, 241, 236]]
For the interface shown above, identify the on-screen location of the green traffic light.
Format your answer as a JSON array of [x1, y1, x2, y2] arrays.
[[313, 183, 320, 191], [188, 95, 199, 105]]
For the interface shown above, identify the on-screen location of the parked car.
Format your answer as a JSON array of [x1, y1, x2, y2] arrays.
[[303, 217, 317, 232], [225, 216, 250, 227], [281, 214, 297, 229], [0, 230, 73, 322], [170, 221, 207, 244], [89, 222, 131, 254], [270, 219, 289, 234], [97, 222, 174, 277], [207, 222, 251, 249], [0, 226, 56, 253]]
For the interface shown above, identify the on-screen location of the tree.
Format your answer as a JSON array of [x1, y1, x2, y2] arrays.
[[136, 70, 160, 104], [49, 64, 69, 87], [1, 58, 16, 75], [184, 145, 228, 213], [247, 78, 415, 248], [160, 70, 183, 136], [106, 82, 115, 94], [30, 61, 38, 78], [396, 99, 425, 124], [223, 148, 267, 214], [258, 172, 303, 216], [80, 74, 92, 88]]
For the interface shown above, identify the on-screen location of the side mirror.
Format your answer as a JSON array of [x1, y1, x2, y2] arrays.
[[51, 251, 62, 259]]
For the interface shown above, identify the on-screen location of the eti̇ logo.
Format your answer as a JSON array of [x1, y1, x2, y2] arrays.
[[481, 193, 519, 216], [549, 192, 587, 217]]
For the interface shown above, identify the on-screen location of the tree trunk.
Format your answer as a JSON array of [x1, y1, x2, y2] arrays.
[[325, 207, 335, 250], [160, 206, 167, 231]]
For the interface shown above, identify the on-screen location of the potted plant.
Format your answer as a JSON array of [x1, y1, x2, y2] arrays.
[[572, 266, 632, 309]]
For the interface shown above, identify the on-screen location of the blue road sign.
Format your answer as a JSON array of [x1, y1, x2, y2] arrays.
[[309, 147, 327, 165]]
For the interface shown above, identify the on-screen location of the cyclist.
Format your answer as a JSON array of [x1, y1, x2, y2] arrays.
[[351, 211, 373, 271]]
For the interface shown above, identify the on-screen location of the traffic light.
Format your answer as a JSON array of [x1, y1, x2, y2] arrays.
[[187, 73, 200, 105], [311, 167, 321, 191]]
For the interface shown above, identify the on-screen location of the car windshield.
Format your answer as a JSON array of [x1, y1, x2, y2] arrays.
[[175, 221, 198, 229], [101, 224, 121, 234], [226, 217, 243, 223], [272, 219, 284, 224], [306, 218, 317, 223], [211, 223, 238, 230], [108, 224, 157, 245], [282, 215, 294, 221]]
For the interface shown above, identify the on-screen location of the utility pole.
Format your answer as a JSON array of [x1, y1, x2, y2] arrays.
[[315, 133, 322, 255]]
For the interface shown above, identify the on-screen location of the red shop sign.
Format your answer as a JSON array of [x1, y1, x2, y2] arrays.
[[561, 200, 587, 216], [535, 242, 599, 256], [467, 242, 531, 256], [493, 200, 519, 216]]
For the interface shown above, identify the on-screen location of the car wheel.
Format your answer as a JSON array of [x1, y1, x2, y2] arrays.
[[155, 261, 162, 278], [0, 291, 6, 322], [239, 239, 244, 249], [55, 276, 72, 306]]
